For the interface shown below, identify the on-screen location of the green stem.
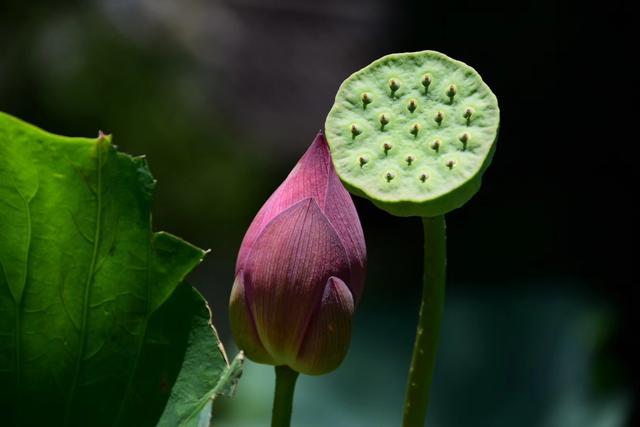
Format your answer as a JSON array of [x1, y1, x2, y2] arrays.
[[271, 365, 299, 427], [402, 215, 447, 427]]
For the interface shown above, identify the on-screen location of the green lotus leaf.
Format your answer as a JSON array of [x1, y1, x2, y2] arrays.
[[0, 112, 240, 426]]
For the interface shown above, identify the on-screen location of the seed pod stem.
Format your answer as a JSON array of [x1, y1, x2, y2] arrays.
[[402, 216, 446, 427]]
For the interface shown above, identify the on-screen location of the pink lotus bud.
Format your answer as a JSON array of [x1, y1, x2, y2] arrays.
[[229, 131, 366, 375]]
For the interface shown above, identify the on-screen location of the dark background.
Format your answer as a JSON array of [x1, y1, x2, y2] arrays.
[[1, 0, 636, 426]]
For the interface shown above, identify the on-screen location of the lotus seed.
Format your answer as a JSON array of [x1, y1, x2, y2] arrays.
[[422, 74, 432, 92], [379, 114, 389, 130], [408, 99, 417, 113], [362, 93, 372, 108], [459, 133, 469, 150], [383, 143, 392, 154], [351, 124, 362, 138], [410, 123, 420, 137], [386, 172, 395, 182], [446, 84, 457, 103], [359, 156, 368, 167], [446, 160, 455, 169], [435, 111, 443, 126], [419, 173, 428, 182], [406, 155, 414, 165], [431, 139, 441, 152], [389, 79, 400, 96], [463, 107, 473, 125]]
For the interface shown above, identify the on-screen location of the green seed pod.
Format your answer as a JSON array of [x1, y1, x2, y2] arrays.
[[325, 50, 499, 217]]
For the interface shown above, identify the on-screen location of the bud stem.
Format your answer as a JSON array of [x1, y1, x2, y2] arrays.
[[271, 365, 299, 427], [402, 215, 447, 427]]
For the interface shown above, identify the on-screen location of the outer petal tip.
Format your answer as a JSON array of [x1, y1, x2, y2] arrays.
[[324, 161, 367, 302], [228, 272, 275, 365], [235, 131, 333, 273], [292, 276, 355, 375]]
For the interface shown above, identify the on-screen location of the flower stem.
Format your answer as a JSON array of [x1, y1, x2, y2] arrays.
[[271, 365, 299, 427], [402, 215, 447, 427]]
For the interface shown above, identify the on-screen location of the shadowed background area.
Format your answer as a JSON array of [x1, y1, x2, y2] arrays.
[[1, 0, 636, 426]]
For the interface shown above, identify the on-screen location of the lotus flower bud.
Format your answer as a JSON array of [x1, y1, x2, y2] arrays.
[[229, 131, 366, 375]]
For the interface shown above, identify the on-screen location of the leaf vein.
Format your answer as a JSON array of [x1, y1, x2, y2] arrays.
[[9, 168, 37, 425], [63, 141, 104, 425], [112, 229, 152, 425]]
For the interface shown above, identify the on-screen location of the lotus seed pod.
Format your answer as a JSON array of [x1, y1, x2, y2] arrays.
[[325, 50, 500, 217]]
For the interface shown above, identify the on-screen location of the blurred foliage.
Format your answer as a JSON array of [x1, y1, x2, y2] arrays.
[[216, 283, 629, 427]]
